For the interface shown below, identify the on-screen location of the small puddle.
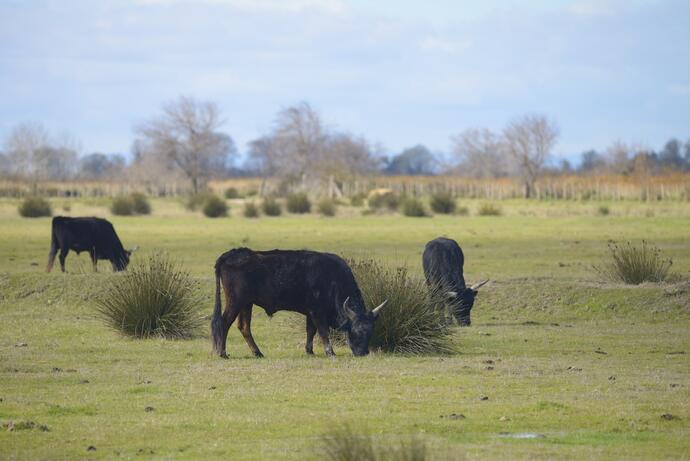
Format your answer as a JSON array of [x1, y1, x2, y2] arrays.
[[499, 432, 545, 439]]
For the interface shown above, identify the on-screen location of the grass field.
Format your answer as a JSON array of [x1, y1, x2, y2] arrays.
[[0, 198, 688, 459]]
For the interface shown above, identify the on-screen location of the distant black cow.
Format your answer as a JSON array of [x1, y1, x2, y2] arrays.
[[211, 248, 387, 358], [46, 216, 136, 273], [423, 237, 487, 326]]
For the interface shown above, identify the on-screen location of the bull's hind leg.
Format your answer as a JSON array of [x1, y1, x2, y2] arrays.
[[90, 249, 98, 272], [315, 318, 335, 357], [237, 305, 264, 358], [58, 248, 69, 273], [217, 287, 243, 359], [46, 244, 58, 273], [305, 315, 316, 355]]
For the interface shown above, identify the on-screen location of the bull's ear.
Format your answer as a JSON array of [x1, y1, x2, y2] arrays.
[[343, 297, 357, 321]]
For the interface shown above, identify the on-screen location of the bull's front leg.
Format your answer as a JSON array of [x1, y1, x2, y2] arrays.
[[305, 315, 317, 355]]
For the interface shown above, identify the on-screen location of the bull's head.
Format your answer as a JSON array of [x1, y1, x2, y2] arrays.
[[447, 280, 488, 326], [113, 246, 138, 272], [340, 297, 388, 356]]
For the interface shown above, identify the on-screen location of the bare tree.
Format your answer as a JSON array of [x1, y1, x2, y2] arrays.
[[247, 102, 380, 194], [503, 114, 559, 198], [451, 128, 509, 178], [271, 101, 327, 186], [4, 122, 79, 186], [136, 96, 236, 193]]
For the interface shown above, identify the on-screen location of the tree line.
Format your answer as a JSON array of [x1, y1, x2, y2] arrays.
[[2, 96, 689, 197]]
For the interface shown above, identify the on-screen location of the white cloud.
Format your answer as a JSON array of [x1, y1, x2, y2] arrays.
[[135, 0, 345, 14], [419, 36, 472, 54], [668, 83, 690, 96]]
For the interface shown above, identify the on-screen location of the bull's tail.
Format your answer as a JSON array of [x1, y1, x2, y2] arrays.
[[46, 219, 58, 272], [211, 265, 225, 356]]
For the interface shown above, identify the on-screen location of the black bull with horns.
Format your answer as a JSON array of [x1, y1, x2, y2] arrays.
[[211, 248, 388, 358], [422, 237, 488, 326]]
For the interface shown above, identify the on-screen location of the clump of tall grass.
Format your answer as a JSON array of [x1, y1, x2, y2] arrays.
[[202, 195, 229, 218], [594, 240, 672, 284], [318, 198, 337, 217], [368, 192, 400, 211], [287, 192, 312, 214], [130, 193, 152, 215], [350, 193, 366, 207], [111, 193, 152, 216], [597, 205, 610, 216], [349, 259, 452, 354], [243, 201, 260, 218], [477, 203, 501, 216], [18, 196, 52, 217], [320, 424, 430, 461], [401, 197, 428, 217], [185, 192, 215, 211], [262, 197, 282, 216], [224, 187, 241, 199], [94, 253, 203, 338], [430, 193, 456, 214]]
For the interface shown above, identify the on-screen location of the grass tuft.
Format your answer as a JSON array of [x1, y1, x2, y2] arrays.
[[594, 240, 672, 284], [318, 198, 337, 217], [202, 195, 228, 218], [430, 193, 456, 214], [401, 197, 428, 217], [321, 424, 430, 461], [349, 259, 453, 354], [18, 196, 52, 217], [477, 202, 501, 216], [262, 197, 282, 216], [287, 192, 312, 214], [243, 201, 260, 218], [94, 253, 203, 338]]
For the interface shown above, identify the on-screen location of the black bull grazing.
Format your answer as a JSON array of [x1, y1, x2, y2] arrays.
[[211, 248, 387, 358], [422, 237, 488, 326], [46, 216, 136, 273]]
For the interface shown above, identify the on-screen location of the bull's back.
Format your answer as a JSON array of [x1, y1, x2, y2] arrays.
[[423, 237, 465, 290]]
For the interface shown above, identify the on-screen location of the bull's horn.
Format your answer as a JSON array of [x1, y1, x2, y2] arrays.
[[343, 296, 357, 320], [446, 291, 458, 298], [470, 280, 489, 290], [371, 299, 388, 315]]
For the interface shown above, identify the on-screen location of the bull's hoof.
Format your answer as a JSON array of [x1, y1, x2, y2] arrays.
[[254, 351, 264, 358], [305, 349, 314, 355], [219, 352, 229, 359]]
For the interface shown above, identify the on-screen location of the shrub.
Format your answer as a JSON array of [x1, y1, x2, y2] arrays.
[[456, 206, 469, 216], [94, 254, 203, 338], [224, 187, 240, 199], [430, 193, 456, 214], [130, 193, 151, 215], [477, 203, 501, 216], [401, 197, 428, 217], [597, 205, 610, 216], [202, 195, 229, 218], [18, 196, 52, 218], [186, 192, 214, 211], [350, 193, 366, 207], [348, 259, 452, 354], [321, 424, 429, 461], [110, 196, 134, 216], [594, 240, 672, 285], [368, 192, 400, 211], [287, 192, 311, 214], [262, 197, 282, 216], [318, 198, 337, 217], [243, 201, 260, 218]]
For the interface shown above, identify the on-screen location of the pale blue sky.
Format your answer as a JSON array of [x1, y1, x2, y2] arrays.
[[1, 0, 688, 161]]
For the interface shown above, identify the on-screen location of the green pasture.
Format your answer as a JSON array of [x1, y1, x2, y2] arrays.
[[0, 198, 688, 459]]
